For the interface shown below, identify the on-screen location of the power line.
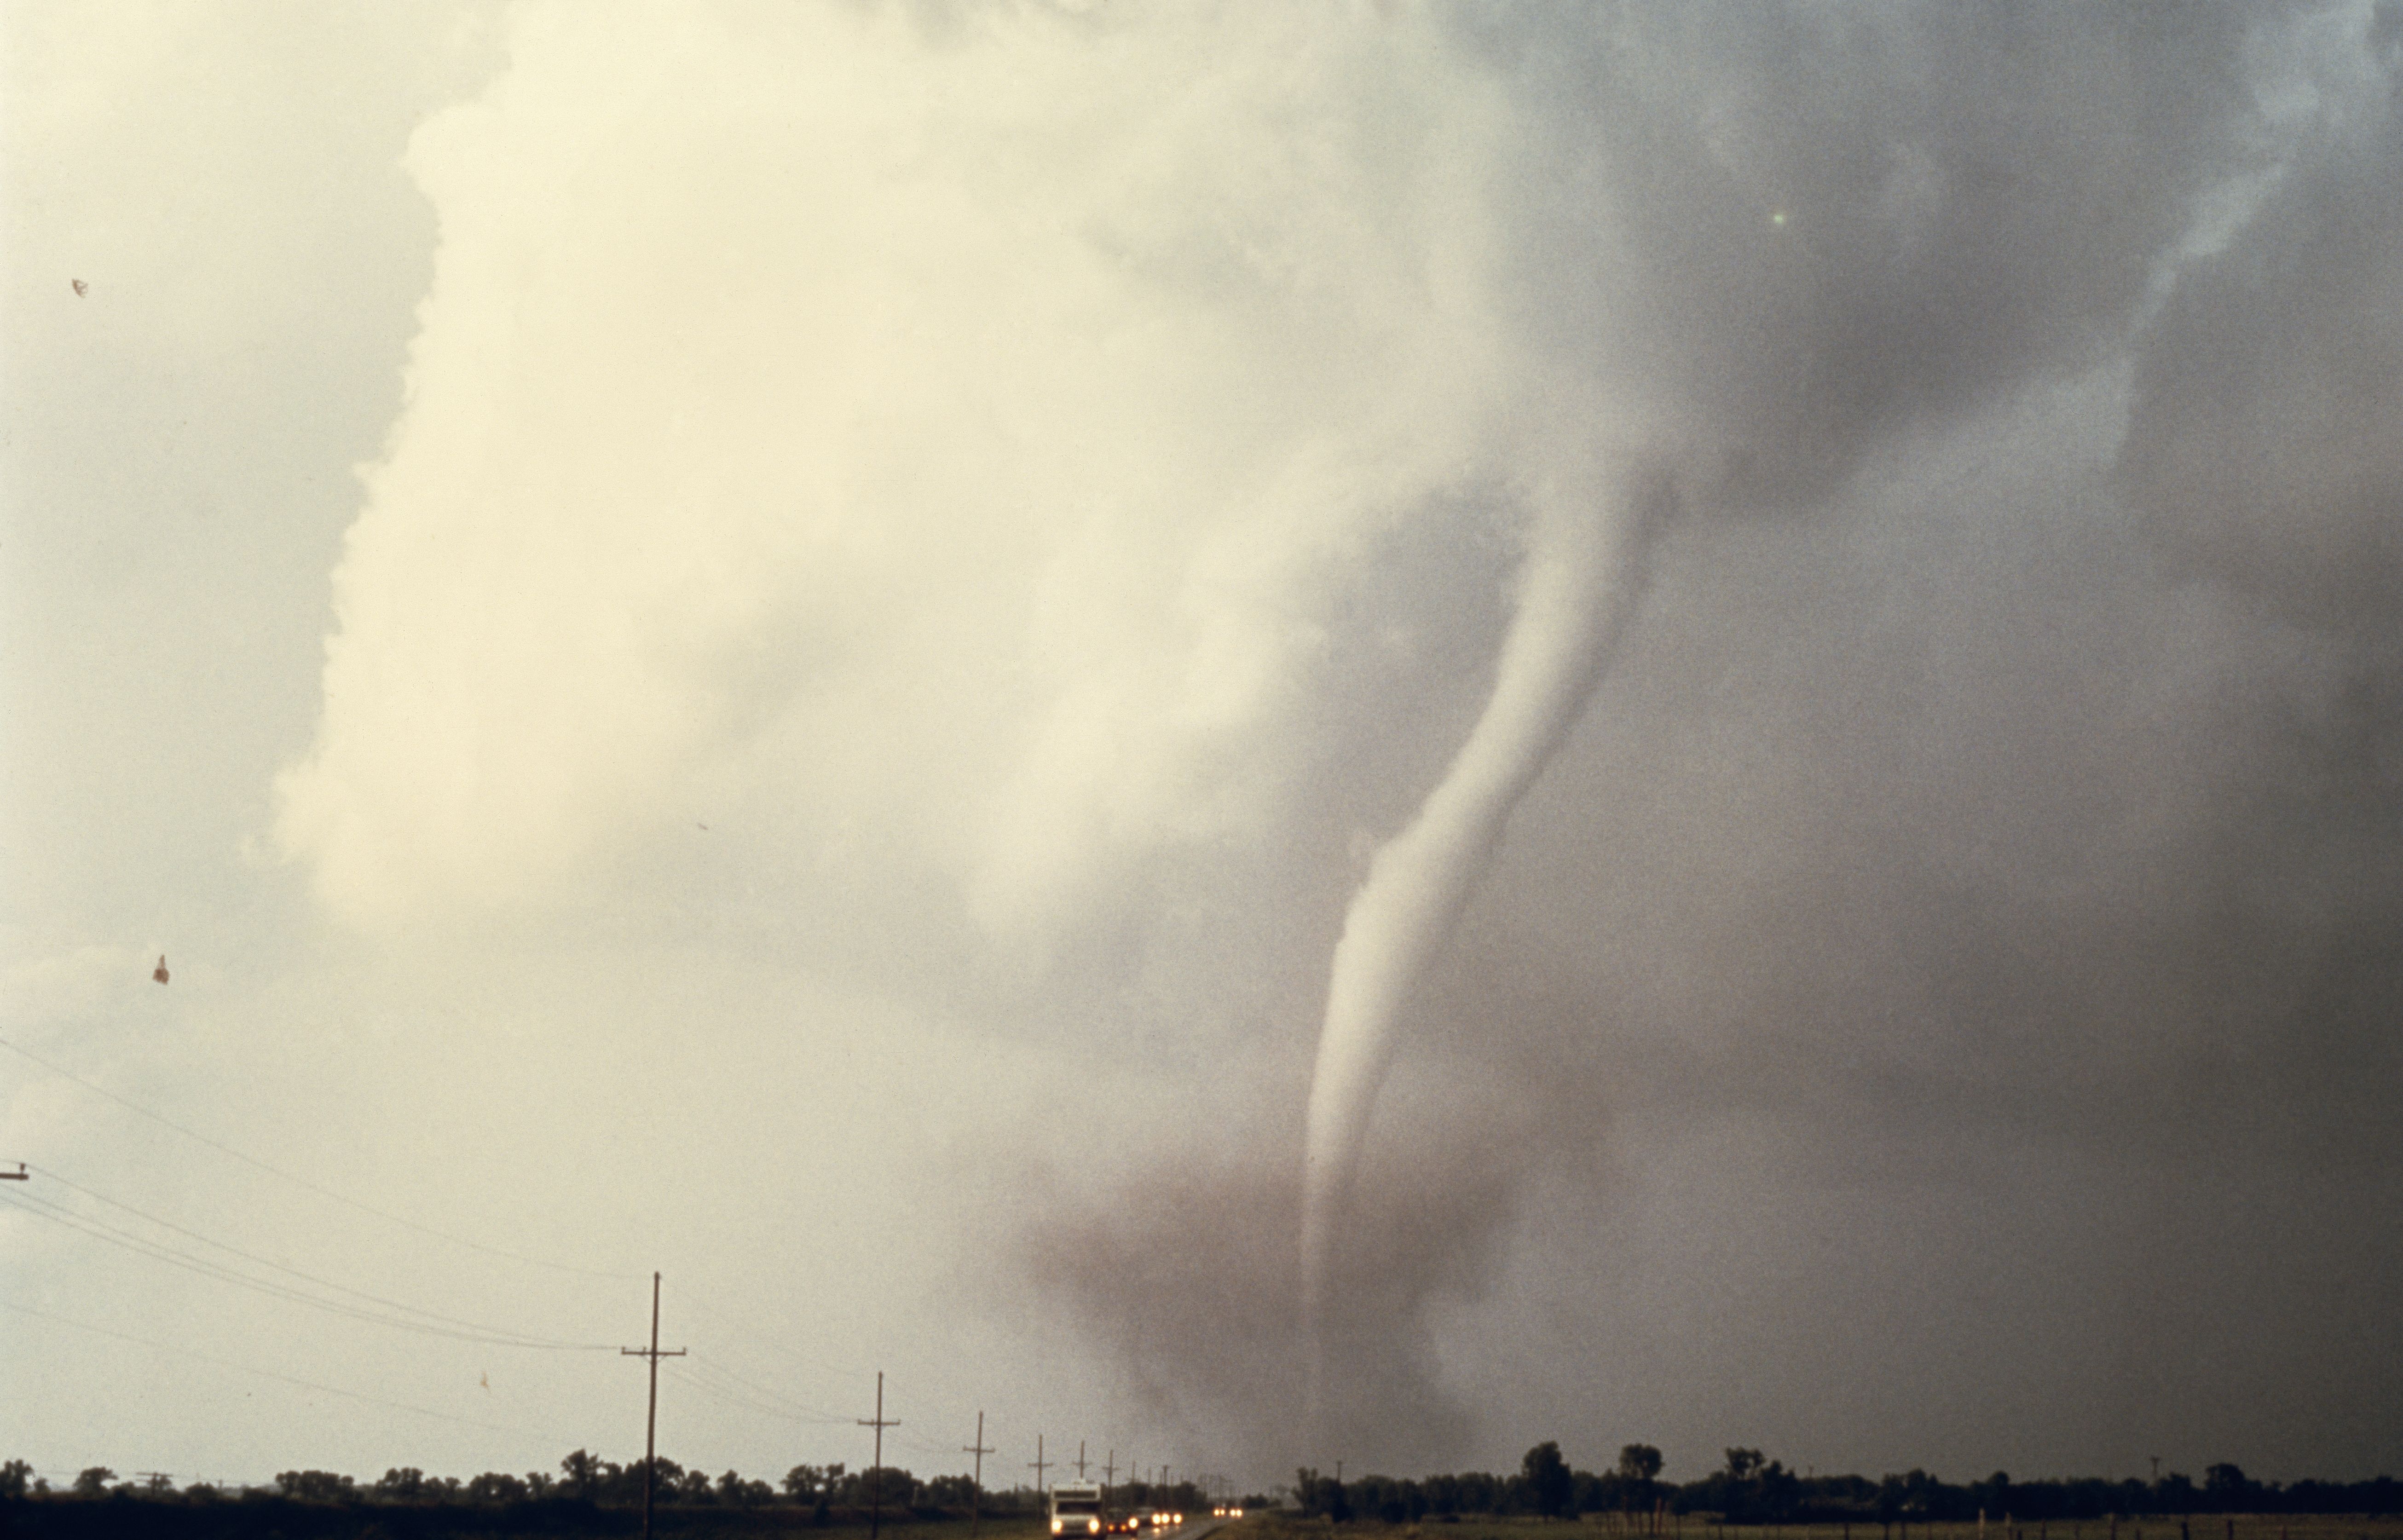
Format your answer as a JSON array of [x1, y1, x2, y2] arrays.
[[660, 1362, 788, 1421], [679, 1289, 868, 1377], [678, 1351, 850, 1421], [0, 1296, 555, 1441], [0, 1035, 636, 1280], [891, 1430, 966, 1463], [663, 1362, 837, 1426], [3, 1172, 612, 1349], [0, 1188, 600, 1349]]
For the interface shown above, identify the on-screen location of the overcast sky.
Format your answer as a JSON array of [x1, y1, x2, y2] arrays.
[[4, 0, 2400, 1498]]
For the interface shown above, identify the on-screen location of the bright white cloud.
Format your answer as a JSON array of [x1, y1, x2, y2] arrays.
[[274, 1, 1528, 944]]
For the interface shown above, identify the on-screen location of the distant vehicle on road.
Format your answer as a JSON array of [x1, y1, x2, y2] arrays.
[[1053, 1484, 1107, 1538]]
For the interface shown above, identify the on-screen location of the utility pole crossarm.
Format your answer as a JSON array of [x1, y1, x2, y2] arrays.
[[860, 1372, 901, 1540], [965, 1411, 996, 1540], [621, 1272, 687, 1540]]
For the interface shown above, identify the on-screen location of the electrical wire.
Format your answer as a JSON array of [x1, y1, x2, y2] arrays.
[[680, 1289, 872, 1380], [0, 1186, 612, 1350], [679, 1350, 853, 1422], [0, 1295, 560, 1440], [894, 1430, 970, 1462], [0, 1034, 638, 1280], [14, 1166, 616, 1348], [663, 1361, 836, 1426], [675, 1334, 979, 1463], [661, 1351, 974, 1467]]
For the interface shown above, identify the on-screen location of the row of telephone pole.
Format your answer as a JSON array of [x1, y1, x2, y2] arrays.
[[628, 1277, 1192, 1540]]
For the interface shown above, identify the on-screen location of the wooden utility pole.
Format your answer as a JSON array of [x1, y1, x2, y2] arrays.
[[1104, 1451, 1118, 1488], [859, 1372, 900, 1540], [1078, 1442, 1089, 1481], [965, 1411, 995, 1540], [1030, 1435, 1051, 1495], [1, 1163, 25, 1181], [620, 1273, 686, 1540]]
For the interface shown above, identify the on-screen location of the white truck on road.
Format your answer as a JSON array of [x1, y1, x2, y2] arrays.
[[1052, 1482, 1107, 1537]]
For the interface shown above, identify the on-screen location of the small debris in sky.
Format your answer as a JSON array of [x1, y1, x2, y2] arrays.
[[152, 955, 169, 985], [71, 279, 87, 297]]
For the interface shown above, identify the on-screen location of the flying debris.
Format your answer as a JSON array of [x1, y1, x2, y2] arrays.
[[152, 955, 169, 985], [71, 279, 87, 297]]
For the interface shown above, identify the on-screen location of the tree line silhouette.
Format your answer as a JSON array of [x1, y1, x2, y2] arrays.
[[0, 1452, 1252, 1531], [1291, 1447, 2400, 1526], [5, 1443, 2397, 1535]]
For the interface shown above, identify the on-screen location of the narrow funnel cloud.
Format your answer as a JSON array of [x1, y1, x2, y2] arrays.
[[1300, 449, 1658, 1380]]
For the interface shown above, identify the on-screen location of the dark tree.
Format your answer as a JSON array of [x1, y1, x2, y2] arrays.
[[1524, 1443, 1573, 1519], [719, 1470, 774, 1506], [926, 1474, 979, 1507], [1294, 1467, 1351, 1521], [375, 1467, 427, 1501], [1621, 1445, 1665, 1510], [786, 1463, 844, 1501], [562, 1449, 603, 1501], [276, 1471, 357, 1502]]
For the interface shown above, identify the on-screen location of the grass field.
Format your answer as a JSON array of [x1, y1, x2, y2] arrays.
[[1224, 1515, 2403, 1540], [0, 1505, 1066, 1539], [12, 1507, 2393, 1540]]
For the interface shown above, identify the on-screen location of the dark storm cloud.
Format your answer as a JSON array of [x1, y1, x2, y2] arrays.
[[1485, 2, 2264, 506], [1017, 1102, 1537, 1479], [2101, 0, 2403, 1171], [2120, 3, 2403, 630], [1044, 1, 2403, 1481]]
